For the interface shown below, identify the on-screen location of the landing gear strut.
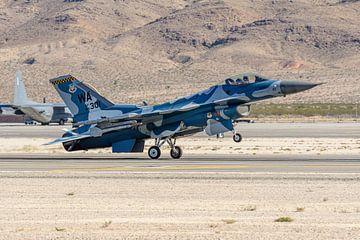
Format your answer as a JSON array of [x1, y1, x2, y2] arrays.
[[148, 137, 183, 159]]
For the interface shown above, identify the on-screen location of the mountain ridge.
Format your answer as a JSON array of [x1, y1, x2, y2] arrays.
[[0, 0, 359, 104]]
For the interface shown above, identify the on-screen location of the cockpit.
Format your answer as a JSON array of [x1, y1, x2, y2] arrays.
[[224, 73, 268, 86]]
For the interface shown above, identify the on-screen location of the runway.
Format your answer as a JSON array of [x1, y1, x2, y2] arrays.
[[0, 122, 359, 173], [0, 125, 359, 240], [0, 122, 359, 138], [0, 154, 359, 173]]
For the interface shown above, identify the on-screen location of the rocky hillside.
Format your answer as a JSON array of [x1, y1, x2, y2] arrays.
[[0, 0, 359, 104]]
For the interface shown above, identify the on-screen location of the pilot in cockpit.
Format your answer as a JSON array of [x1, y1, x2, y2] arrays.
[[243, 75, 249, 83], [225, 74, 253, 86], [235, 75, 249, 85], [235, 78, 244, 84]]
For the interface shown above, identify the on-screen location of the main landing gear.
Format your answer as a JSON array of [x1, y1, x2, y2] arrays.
[[148, 138, 183, 159], [148, 146, 161, 159]]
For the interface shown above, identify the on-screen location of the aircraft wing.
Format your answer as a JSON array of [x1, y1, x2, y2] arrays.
[[74, 96, 248, 128], [0, 104, 17, 109], [47, 96, 248, 144], [73, 104, 201, 127], [19, 103, 67, 108], [0, 104, 24, 115]]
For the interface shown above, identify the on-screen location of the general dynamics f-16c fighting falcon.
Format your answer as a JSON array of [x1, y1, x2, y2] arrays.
[[47, 73, 320, 159], [0, 71, 72, 125]]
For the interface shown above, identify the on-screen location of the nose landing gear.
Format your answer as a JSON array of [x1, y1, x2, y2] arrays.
[[233, 132, 242, 143], [148, 137, 183, 159]]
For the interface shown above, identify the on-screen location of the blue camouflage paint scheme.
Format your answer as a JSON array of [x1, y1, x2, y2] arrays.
[[112, 139, 136, 153], [48, 73, 318, 153]]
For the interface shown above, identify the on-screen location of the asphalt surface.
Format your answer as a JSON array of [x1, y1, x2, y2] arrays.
[[0, 154, 359, 173], [0, 122, 360, 138], [0, 123, 359, 173]]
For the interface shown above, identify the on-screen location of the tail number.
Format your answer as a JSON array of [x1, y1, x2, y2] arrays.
[[87, 100, 100, 110]]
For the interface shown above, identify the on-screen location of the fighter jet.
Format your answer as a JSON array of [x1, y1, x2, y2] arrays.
[[0, 71, 72, 125], [47, 73, 320, 159]]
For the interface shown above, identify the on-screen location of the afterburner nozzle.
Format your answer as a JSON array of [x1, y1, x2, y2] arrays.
[[280, 81, 321, 95]]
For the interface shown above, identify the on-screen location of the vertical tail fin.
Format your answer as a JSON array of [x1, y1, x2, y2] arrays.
[[49, 75, 114, 123], [14, 70, 29, 105]]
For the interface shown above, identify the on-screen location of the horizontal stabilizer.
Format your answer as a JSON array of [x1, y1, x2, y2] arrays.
[[44, 134, 91, 145]]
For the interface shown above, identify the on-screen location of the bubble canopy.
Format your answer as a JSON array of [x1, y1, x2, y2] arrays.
[[224, 73, 269, 85]]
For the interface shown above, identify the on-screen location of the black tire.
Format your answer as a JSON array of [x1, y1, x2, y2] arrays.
[[59, 119, 65, 125], [233, 133, 242, 143], [170, 146, 183, 159], [148, 146, 161, 159]]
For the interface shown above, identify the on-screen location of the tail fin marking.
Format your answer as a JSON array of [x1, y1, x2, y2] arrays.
[[50, 75, 114, 123]]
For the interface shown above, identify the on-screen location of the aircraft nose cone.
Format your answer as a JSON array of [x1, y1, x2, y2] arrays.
[[280, 80, 320, 95]]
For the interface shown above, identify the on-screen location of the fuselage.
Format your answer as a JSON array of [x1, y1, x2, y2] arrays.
[[64, 78, 283, 151]]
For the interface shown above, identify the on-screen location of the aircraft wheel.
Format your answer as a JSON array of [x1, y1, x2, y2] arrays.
[[148, 146, 161, 159], [233, 133, 242, 143], [170, 146, 183, 159], [59, 119, 65, 125]]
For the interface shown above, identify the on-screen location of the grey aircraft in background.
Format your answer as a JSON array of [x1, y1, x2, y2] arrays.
[[0, 71, 72, 125]]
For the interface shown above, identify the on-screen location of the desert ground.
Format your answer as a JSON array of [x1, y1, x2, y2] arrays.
[[0, 171, 359, 240], [0, 123, 359, 239]]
